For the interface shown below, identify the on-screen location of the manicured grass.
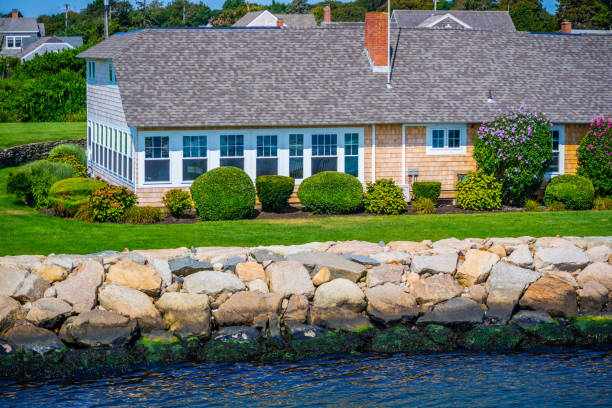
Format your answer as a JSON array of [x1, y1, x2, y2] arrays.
[[0, 167, 610, 256], [0, 122, 86, 150]]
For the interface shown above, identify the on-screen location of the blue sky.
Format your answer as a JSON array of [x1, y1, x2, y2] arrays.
[[7, 0, 560, 18]]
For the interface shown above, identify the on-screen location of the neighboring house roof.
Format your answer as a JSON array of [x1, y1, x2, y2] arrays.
[[572, 29, 612, 35], [234, 11, 316, 28], [78, 27, 611, 128], [0, 17, 40, 33], [58, 36, 83, 47], [392, 10, 516, 32], [17, 36, 77, 60]]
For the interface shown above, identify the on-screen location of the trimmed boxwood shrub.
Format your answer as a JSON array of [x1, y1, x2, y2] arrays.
[[577, 116, 612, 196], [456, 170, 502, 211], [297, 171, 363, 214], [49, 177, 107, 217], [163, 189, 192, 217], [256, 175, 294, 212], [89, 185, 137, 222], [190, 166, 256, 221], [412, 182, 441, 203], [364, 178, 406, 215], [544, 174, 594, 210]]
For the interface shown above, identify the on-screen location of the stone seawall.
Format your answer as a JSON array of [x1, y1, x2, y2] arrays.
[[1, 236, 611, 379], [0, 139, 86, 169]]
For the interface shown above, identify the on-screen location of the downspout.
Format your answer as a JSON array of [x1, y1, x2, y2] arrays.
[[371, 124, 376, 182]]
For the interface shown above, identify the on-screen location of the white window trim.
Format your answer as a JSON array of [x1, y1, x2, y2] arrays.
[[108, 61, 117, 85], [545, 125, 565, 178], [136, 128, 364, 189], [144, 136, 171, 184], [5, 36, 29, 49], [425, 124, 467, 155], [289, 133, 305, 181], [182, 135, 208, 183]]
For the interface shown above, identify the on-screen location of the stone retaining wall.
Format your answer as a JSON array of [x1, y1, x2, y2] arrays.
[[0, 139, 86, 169], [0, 235, 611, 379]]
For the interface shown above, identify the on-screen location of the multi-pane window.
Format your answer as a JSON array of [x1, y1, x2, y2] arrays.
[[87, 61, 96, 81], [6, 36, 25, 48], [344, 133, 359, 177], [432, 129, 445, 149], [183, 136, 207, 181], [289, 134, 304, 179], [311, 134, 337, 174], [431, 128, 462, 150], [144, 136, 170, 182], [548, 129, 561, 174], [448, 129, 461, 148], [256, 135, 278, 177], [220, 135, 244, 169]]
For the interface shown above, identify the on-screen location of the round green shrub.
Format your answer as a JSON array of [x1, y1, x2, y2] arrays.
[[364, 178, 406, 215], [577, 116, 611, 196], [7, 161, 76, 208], [190, 166, 256, 221], [412, 182, 441, 203], [256, 175, 294, 212], [48, 153, 87, 177], [456, 170, 502, 211], [543, 174, 594, 210], [163, 189, 193, 217], [49, 177, 107, 217], [48, 143, 86, 166], [89, 185, 137, 222], [411, 197, 435, 215], [122, 206, 162, 224], [297, 171, 363, 214], [22, 160, 77, 180]]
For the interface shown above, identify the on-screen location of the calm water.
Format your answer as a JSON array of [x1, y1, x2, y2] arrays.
[[1, 350, 611, 407]]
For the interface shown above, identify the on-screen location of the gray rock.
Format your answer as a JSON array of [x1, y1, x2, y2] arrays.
[[247, 279, 269, 294], [265, 261, 315, 297], [432, 238, 475, 253], [308, 306, 372, 331], [510, 310, 553, 329], [586, 245, 612, 263], [584, 236, 612, 249], [0, 266, 28, 298], [505, 245, 533, 268], [485, 262, 540, 323], [285, 322, 328, 340], [534, 247, 590, 272], [44, 255, 73, 272], [0, 295, 21, 333], [411, 273, 463, 305], [327, 240, 384, 256], [5, 325, 63, 354], [577, 281, 608, 313], [214, 326, 260, 342], [577, 262, 612, 291], [251, 248, 286, 263], [365, 283, 418, 325], [0, 255, 43, 272], [168, 257, 212, 277], [222, 257, 245, 273], [417, 297, 483, 327], [365, 264, 404, 287], [313, 278, 366, 312], [370, 251, 411, 265], [195, 247, 249, 265], [213, 291, 283, 326], [155, 292, 211, 338], [183, 271, 245, 296], [55, 260, 104, 313], [98, 284, 165, 331], [282, 294, 309, 323], [341, 254, 381, 266], [26, 298, 72, 329], [12, 273, 49, 303], [410, 253, 458, 274], [59, 310, 137, 347], [287, 251, 366, 283], [150, 258, 172, 288]]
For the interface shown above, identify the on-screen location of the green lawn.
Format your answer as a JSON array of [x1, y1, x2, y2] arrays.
[[1, 167, 610, 256], [0, 122, 86, 150]]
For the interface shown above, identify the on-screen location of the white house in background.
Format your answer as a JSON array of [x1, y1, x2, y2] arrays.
[[18, 36, 83, 62], [0, 9, 45, 57], [233, 10, 316, 28]]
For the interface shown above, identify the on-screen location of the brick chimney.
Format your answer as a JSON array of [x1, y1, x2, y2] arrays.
[[11, 9, 19, 19], [365, 12, 388, 69], [323, 6, 331, 24], [561, 20, 572, 34], [277, 18, 284, 27]]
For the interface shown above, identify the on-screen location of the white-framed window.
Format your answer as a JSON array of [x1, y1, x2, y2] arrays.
[[256, 135, 278, 178], [344, 133, 359, 177], [183, 136, 207, 181], [108, 61, 116, 84], [87, 61, 96, 81], [289, 134, 304, 179], [546, 125, 565, 176], [144, 136, 170, 182], [311, 133, 337, 174], [220, 135, 244, 169], [426, 124, 467, 155], [6, 36, 26, 49]]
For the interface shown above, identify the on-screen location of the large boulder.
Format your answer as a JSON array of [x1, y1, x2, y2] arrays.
[[26, 298, 73, 329], [504, 245, 534, 268], [98, 284, 164, 331], [168, 257, 213, 277], [213, 291, 283, 326], [308, 306, 372, 331], [214, 326, 260, 342], [371, 251, 411, 265], [432, 238, 476, 253], [0, 266, 28, 298], [13, 274, 49, 303], [106, 260, 162, 296], [577, 262, 612, 291], [584, 236, 612, 249], [55, 260, 104, 313], [34, 264, 68, 283], [387, 240, 431, 253], [534, 247, 590, 272], [59, 310, 137, 347], [0, 255, 44, 272], [456, 250, 499, 287], [235, 262, 265, 282], [510, 310, 553, 329], [252, 242, 332, 258], [485, 262, 540, 323], [411, 273, 463, 305], [365, 283, 418, 325], [519, 276, 577, 317], [133, 247, 190, 262], [282, 294, 309, 323], [410, 253, 457, 275], [0, 295, 21, 333], [182, 271, 245, 296], [286, 322, 328, 340], [327, 241, 384, 256], [312, 279, 366, 312], [5, 325, 63, 354], [365, 264, 404, 287], [417, 297, 483, 327], [341, 254, 381, 266], [265, 261, 315, 297], [155, 292, 211, 338], [534, 237, 578, 249], [150, 258, 172, 288], [585, 245, 611, 263], [286, 252, 365, 282], [194, 247, 249, 264], [577, 281, 608, 313]]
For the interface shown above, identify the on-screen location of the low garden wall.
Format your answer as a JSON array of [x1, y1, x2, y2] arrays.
[[0, 139, 85, 169], [1, 235, 611, 380]]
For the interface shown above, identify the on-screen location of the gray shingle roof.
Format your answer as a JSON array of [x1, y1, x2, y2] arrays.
[[234, 11, 316, 27], [392, 10, 516, 32], [0, 17, 40, 33], [57, 36, 83, 47], [78, 27, 612, 128], [17, 36, 81, 58]]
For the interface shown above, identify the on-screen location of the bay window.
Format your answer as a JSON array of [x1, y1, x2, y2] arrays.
[[145, 136, 170, 182], [311, 133, 337, 174], [256, 135, 278, 177], [183, 136, 207, 181], [220, 135, 244, 169]]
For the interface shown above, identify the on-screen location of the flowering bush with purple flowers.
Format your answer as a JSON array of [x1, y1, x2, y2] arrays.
[[577, 116, 612, 196], [474, 105, 553, 205]]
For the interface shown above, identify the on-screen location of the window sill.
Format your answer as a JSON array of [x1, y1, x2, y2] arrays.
[[425, 147, 467, 156]]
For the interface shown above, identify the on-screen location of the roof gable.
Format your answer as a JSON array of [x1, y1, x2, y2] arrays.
[[418, 13, 472, 29], [393, 10, 515, 32], [0, 17, 40, 33]]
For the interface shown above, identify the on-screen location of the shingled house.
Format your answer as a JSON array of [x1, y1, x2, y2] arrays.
[[390, 10, 516, 31], [233, 10, 316, 28], [78, 12, 612, 206], [0, 9, 45, 57]]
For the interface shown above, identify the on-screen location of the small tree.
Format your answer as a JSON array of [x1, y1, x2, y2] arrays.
[[577, 115, 612, 196], [473, 105, 553, 205], [286, 0, 310, 14]]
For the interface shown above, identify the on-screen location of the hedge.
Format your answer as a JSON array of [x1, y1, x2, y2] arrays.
[[256, 175, 294, 212], [297, 171, 363, 214], [412, 182, 441, 202], [48, 177, 107, 217], [544, 174, 594, 210]]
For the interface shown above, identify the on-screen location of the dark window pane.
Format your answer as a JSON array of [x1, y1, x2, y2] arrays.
[[87, 127, 91, 147], [128, 158, 133, 181], [548, 152, 559, 173], [345, 156, 358, 177], [448, 129, 461, 148], [290, 158, 303, 179], [104, 148, 108, 168], [123, 156, 128, 178], [552, 130, 559, 150], [432, 130, 445, 148], [312, 157, 337, 174], [256, 158, 278, 177], [113, 151, 117, 173], [183, 158, 207, 181], [145, 160, 170, 182], [220, 158, 244, 170]]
